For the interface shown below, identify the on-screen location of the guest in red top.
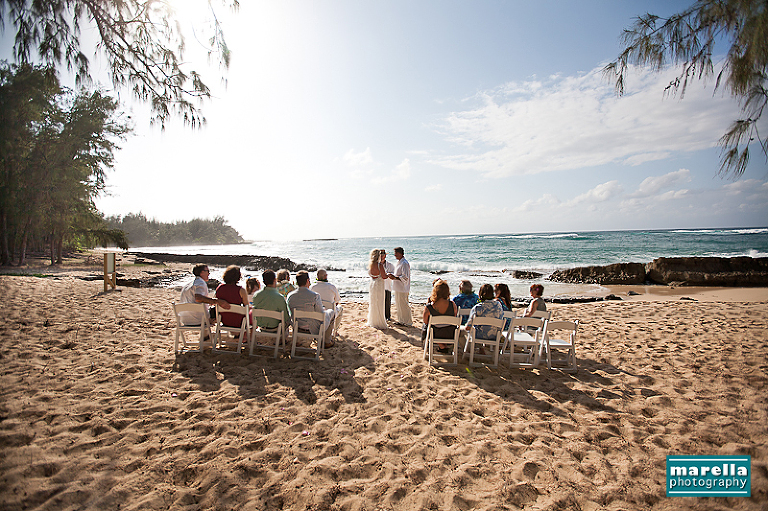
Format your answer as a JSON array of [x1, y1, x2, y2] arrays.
[[215, 265, 250, 327]]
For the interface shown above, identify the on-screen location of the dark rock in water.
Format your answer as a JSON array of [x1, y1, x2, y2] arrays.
[[680, 296, 697, 301], [547, 256, 768, 287], [548, 262, 646, 285], [627, 290, 640, 296], [430, 270, 450, 275], [604, 294, 622, 301], [127, 252, 316, 272], [511, 270, 543, 279], [645, 256, 768, 286]]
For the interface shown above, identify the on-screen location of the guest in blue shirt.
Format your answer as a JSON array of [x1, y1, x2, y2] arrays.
[[452, 280, 479, 324]]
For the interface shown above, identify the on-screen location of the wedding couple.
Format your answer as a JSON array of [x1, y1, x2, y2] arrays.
[[367, 247, 412, 329]]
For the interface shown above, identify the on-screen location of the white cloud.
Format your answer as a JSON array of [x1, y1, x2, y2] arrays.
[[425, 183, 443, 192], [372, 158, 412, 184], [630, 168, 692, 198], [568, 180, 624, 205], [343, 147, 374, 167], [431, 65, 739, 178]]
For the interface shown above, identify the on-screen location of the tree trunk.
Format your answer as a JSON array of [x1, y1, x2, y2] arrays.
[[55, 236, 63, 265], [0, 209, 10, 266], [18, 218, 31, 266], [50, 235, 56, 265]]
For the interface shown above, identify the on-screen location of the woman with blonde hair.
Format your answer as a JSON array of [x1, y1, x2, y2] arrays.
[[367, 249, 388, 329]]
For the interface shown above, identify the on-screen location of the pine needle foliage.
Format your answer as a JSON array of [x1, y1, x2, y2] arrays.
[[604, 0, 767, 178], [0, 0, 239, 129]]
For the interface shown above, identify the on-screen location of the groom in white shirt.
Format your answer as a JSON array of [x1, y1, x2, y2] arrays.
[[391, 247, 412, 326]]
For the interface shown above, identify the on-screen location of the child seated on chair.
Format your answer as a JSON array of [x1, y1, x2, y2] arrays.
[[246, 277, 261, 304]]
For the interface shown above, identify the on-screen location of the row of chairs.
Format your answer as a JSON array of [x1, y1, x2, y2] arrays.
[[172, 302, 331, 361], [423, 309, 578, 372]]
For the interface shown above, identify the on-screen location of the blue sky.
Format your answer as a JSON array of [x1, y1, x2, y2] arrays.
[[3, 0, 767, 240]]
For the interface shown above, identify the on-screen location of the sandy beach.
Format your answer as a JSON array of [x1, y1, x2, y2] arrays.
[[1, 260, 766, 510]]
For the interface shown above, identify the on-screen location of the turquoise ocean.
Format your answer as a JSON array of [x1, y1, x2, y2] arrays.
[[136, 228, 768, 303]]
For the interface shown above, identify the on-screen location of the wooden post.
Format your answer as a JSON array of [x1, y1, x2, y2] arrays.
[[104, 253, 117, 292]]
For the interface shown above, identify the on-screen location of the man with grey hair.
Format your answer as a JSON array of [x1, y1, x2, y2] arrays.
[[310, 269, 343, 335]]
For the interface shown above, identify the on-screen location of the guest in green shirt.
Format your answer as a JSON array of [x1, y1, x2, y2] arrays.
[[251, 270, 291, 330]]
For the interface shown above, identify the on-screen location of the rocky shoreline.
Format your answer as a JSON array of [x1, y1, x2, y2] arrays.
[[127, 251, 318, 272], [548, 256, 768, 286]]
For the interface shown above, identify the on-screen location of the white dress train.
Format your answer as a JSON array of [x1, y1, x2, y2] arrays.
[[367, 273, 387, 329]]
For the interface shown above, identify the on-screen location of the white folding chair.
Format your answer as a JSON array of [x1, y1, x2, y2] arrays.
[[463, 316, 504, 368], [504, 317, 546, 369], [423, 315, 461, 367], [500, 309, 519, 342], [250, 309, 287, 358], [542, 320, 579, 373], [291, 310, 326, 360], [172, 302, 211, 354], [213, 303, 249, 354], [532, 310, 552, 320]]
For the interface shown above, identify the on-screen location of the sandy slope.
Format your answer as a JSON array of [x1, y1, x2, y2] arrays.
[[0, 274, 766, 510]]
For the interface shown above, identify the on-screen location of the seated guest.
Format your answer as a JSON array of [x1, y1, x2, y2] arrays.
[[276, 269, 297, 298], [523, 284, 547, 317], [246, 277, 261, 304], [422, 279, 458, 351], [494, 283, 512, 311], [288, 271, 334, 347], [214, 265, 249, 327], [310, 269, 343, 332], [251, 270, 291, 331], [452, 280, 479, 324], [178, 263, 230, 326], [466, 284, 504, 341]]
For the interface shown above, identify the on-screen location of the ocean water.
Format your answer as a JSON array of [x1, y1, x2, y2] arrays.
[[134, 228, 768, 302]]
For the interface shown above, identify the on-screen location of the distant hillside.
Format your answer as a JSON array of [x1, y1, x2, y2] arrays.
[[105, 213, 244, 247]]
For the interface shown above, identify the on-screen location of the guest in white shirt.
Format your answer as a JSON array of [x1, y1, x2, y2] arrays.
[[391, 247, 412, 326], [310, 269, 343, 334], [178, 264, 230, 325]]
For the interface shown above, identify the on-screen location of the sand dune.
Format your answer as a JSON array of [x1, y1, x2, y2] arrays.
[[1, 274, 766, 510]]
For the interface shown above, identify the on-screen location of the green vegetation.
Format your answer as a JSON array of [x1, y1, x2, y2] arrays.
[[0, 62, 130, 266], [105, 213, 244, 247], [605, 0, 768, 178]]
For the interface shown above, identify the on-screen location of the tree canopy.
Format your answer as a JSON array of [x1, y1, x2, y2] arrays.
[[604, 0, 767, 178], [105, 213, 244, 246], [0, 0, 238, 128], [0, 62, 130, 265]]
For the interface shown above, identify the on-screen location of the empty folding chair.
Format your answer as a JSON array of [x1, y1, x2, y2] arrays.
[[504, 317, 546, 369], [542, 320, 579, 373]]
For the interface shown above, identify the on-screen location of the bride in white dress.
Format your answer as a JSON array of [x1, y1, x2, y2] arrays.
[[367, 249, 388, 329]]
